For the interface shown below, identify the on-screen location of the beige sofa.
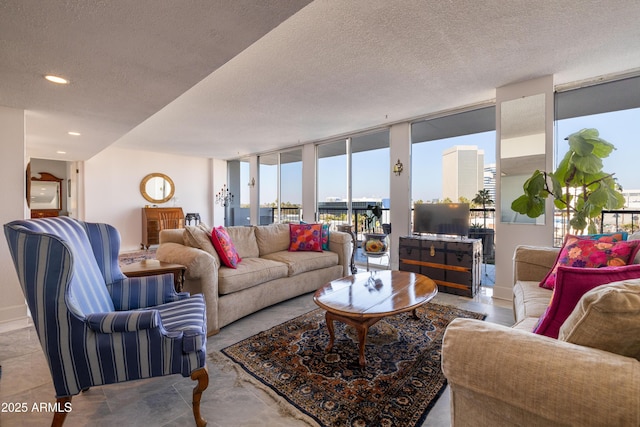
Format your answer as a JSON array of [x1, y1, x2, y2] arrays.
[[156, 223, 351, 335], [442, 244, 640, 426]]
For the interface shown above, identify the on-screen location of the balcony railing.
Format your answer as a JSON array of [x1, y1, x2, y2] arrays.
[[552, 209, 640, 246], [255, 206, 497, 235]]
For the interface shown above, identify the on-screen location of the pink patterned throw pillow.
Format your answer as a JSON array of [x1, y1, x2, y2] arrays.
[[211, 226, 242, 268], [533, 264, 640, 338], [289, 223, 323, 252], [539, 233, 638, 290]]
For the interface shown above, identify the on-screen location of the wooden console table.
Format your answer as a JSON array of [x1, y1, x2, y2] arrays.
[[121, 259, 186, 292]]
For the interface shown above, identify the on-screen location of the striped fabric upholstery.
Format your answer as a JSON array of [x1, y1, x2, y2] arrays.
[[82, 221, 127, 284], [3, 217, 207, 399]]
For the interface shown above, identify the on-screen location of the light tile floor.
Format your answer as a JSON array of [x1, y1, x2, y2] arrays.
[[0, 267, 512, 427]]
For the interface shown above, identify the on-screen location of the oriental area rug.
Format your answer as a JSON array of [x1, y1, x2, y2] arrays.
[[220, 303, 485, 427]]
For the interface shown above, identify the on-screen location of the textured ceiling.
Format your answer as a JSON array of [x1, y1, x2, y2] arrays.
[[2, 0, 640, 161]]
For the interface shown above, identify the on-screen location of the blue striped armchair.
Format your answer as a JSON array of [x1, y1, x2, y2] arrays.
[[4, 217, 208, 427]]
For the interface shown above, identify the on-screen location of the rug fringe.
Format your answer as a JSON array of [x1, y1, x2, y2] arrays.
[[209, 351, 320, 427]]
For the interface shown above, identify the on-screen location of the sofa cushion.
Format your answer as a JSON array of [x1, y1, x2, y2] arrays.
[[628, 231, 640, 263], [513, 280, 552, 323], [540, 233, 637, 290], [533, 264, 640, 339], [225, 226, 259, 258], [289, 223, 323, 252], [183, 223, 221, 264], [262, 250, 339, 277], [559, 279, 640, 360], [255, 224, 290, 256], [218, 257, 289, 295], [211, 226, 242, 268], [321, 223, 330, 250]]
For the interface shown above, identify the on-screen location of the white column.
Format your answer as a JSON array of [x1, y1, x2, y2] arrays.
[[249, 156, 259, 225], [494, 76, 555, 301], [302, 143, 316, 222], [0, 106, 29, 324], [389, 122, 412, 270]]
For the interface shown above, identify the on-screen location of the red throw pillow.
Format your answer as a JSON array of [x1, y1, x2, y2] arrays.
[[533, 264, 640, 338], [289, 223, 323, 252], [211, 226, 241, 268], [539, 233, 637, 290]]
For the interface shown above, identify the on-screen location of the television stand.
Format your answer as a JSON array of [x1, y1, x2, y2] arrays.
[[398, 235, 482, 297]]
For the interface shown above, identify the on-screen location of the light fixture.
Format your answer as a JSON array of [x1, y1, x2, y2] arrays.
[[215, 184, 234, 207], [56, 150, 66, 154], [248, 177, 255, 187], [44, 75, 69, 84], [68, 131, 81, 136], [393, 159, 403, 176]]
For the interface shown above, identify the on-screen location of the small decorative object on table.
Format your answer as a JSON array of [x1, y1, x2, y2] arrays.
[[337, 224, 358, 274]]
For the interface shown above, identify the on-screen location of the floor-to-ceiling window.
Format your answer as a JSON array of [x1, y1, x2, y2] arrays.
[[411, 106, 497, 262], [258, 150, 303, 225], [554, 76, 640, 243], [351, 130, 390, 232], [259, 153, 278, 225], [317, 139, 348, 225], [225, 158, 250, 226], [279, 149, 302, 223], [411, 107, 496, 208]]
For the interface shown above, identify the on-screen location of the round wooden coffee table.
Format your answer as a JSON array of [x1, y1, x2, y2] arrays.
[[313, 270, 438, 366]]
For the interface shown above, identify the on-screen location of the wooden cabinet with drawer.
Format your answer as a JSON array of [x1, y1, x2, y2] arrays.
[[141, 207, 184, 249], [398, 235, 482, 297]]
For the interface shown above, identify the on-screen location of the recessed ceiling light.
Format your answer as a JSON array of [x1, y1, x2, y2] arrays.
[[56, 150, 66, 154], [44, 75, 69, 84], [68, 131, 81, 136]]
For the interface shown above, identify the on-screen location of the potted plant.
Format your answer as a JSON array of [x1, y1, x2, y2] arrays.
[[362, 204, 388, 255], [511, 128, 625, 234]]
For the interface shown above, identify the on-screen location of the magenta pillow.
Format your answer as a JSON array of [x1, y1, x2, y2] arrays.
[[289, 223, 323, 252], [533, 264, 640, 338], [211, 226, 242, 268], [539, 233, 638, 290]]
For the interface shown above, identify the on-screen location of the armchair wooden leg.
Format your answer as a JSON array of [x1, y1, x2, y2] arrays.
[[190, 366, 209, 427], [51, 396, 71, 427]]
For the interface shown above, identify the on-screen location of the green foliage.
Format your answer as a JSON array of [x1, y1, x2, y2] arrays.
[[511, 128, 624, 234]]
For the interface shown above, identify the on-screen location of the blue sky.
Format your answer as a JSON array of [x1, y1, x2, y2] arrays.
[[245, 107, 639, 206], [556, 108, 639, 192]]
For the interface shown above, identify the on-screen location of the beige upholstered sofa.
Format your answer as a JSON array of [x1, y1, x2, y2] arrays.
[[156, 223, 351, 335], [442, 244, 640, 426]]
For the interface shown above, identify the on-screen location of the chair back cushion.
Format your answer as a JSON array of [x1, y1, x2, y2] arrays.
[[8, 217, 114, 315], [82, 221, 127, 284]]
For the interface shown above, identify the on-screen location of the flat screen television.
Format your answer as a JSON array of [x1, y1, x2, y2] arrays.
[[413, 203, 470, 237]]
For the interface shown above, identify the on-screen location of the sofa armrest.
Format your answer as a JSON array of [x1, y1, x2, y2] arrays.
[[156, 242, 221, 334], [159, 229, 184, 245], [108, 274, 188, 310], [442, 318, 640, 427], [86, 310, 160, 333], [513, 245, 559, 283], [328, 230, 352, 276]]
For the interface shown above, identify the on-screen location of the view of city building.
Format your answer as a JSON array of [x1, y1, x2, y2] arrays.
[[442, 145, 485, 202]]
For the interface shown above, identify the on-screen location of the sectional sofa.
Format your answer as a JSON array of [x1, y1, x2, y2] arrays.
[[442, 239, 640, 426], [156, 223, 351, 335]]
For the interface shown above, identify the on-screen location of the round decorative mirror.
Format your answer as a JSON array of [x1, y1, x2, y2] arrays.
[[140, 173, 175, 204]]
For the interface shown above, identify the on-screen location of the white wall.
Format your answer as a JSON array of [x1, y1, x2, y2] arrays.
[[84, 146, 214, 251], [0, 106, 29, 324], [389, 122, 412, 270]]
